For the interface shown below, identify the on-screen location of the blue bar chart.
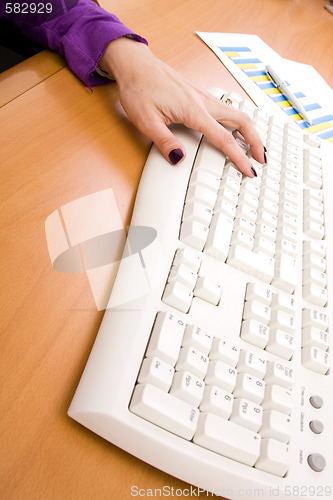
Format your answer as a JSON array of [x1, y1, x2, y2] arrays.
[[219, 45, 333, 141], [197, 33, 333, 142]]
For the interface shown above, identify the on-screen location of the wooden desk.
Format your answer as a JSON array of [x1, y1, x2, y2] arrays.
[[1, 1, 332, 499]]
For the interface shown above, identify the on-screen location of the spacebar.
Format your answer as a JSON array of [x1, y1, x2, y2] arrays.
[[227, 245, 275, 283]]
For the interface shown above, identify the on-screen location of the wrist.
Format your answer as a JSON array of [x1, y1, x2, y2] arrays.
[[98, 36, 152, 83]]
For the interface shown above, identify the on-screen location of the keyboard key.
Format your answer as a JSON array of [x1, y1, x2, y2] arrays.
[[272, 252, 297, 293], [301, 346, 329, 374], [231, 230, 254, 250], [304, 207, 324, 225], [173, 247, 202, 272], [223, 162, 243, 183], [260, 409, 292, 443], [271, 292, 296, 315], [219, 175, 241, 195], [138, 356, 174, 391], [240, 177, 261, 197], [199, 385, 234, 419], [279, 200, 298, 217], [276, 225, 298, 243], [264, 361, 294, 389], [146, 312, 185, 365], [227, 245, 275, 282], [182, 324, 213, 355], [255, 223, 277, 241], [304, 171, 322, 189], [237, 350, 267, 379], [186, 184, 217, 209], [303, 239, 326, 258], [255, 438, 290, 477], [194, 412, 261, 466], [180, 219, 209, 250], [253, 236, 275, 256], [130, 383, 199, 440], [262, 385, 293, 415], [190, 169, 221, 191], [218, 185, 239, 205], [265, 329, 295, 360], [279, 213, 298, 230], [230, 398, 263, 432], [276, 238, 297, 258], [260, 186, 279, 204], [240, 318, 269, 349], [303, 219, 325, 239], [204, 212, 234, 262], [162, 281, 193, 313], [182, 201, 213, 226], [243, 299, 271, 325], [302, 308, 329, 331], [194, 136, 226, 177], [233, 216, 256, 235], [168, 263, 197, 290], [302, 325, 329, 351], [303, 252, 326, 273], [256, 210, 278, 229], [269, 310, 296, 334], [176, 345, 209, 379], [233, 372, 265, 404], [214, 197, 237, 218], [245, 283, 272, 304], [258, 198, 279, 216], [194, 275, 222, 305], [237, 191, 259, 210], [205, 360, 237, 392], [209, 338, 240, 367], [170, 370, 205, 407], [302, 283, 327, 307]]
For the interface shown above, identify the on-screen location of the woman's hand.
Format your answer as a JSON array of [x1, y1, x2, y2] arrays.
[[99, 37, 266, 176]]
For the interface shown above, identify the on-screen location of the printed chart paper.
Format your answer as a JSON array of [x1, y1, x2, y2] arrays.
[[197, 32, 333, 142]]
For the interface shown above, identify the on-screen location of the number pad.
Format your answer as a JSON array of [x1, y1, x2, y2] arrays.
[[131, 310, 295, 476]]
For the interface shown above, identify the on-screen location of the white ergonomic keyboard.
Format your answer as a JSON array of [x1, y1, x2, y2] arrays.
[[68, 89, 333, 499]]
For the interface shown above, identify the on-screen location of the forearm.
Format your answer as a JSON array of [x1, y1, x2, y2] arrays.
[[0, 0, 147, 87]]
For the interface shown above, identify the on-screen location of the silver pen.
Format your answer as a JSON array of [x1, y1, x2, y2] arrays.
[[265, 65, 312, 125]]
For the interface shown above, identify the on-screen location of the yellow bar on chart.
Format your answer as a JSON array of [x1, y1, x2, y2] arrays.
[[305, 122, 332, 134], [290, 114, 302, 122], [224, 51, 239, 57], [277, 100, 293, 108], [263, 88, 280, 95], [250, 75, 270, 82], [237, 63, 257, 69]]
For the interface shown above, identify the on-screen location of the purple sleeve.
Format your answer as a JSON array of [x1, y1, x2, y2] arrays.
[[0, 0, 148, 87]]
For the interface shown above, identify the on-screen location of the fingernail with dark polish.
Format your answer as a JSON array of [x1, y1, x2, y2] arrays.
[[251, 166, 257, 177], [169, 149, 184, 165], [263, 146, 267, 163]]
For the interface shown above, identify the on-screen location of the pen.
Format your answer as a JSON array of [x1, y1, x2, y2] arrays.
[[265, 65, 312, 125]]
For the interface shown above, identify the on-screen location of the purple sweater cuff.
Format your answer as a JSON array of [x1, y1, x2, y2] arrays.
[[0, 0, 148, 87]]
